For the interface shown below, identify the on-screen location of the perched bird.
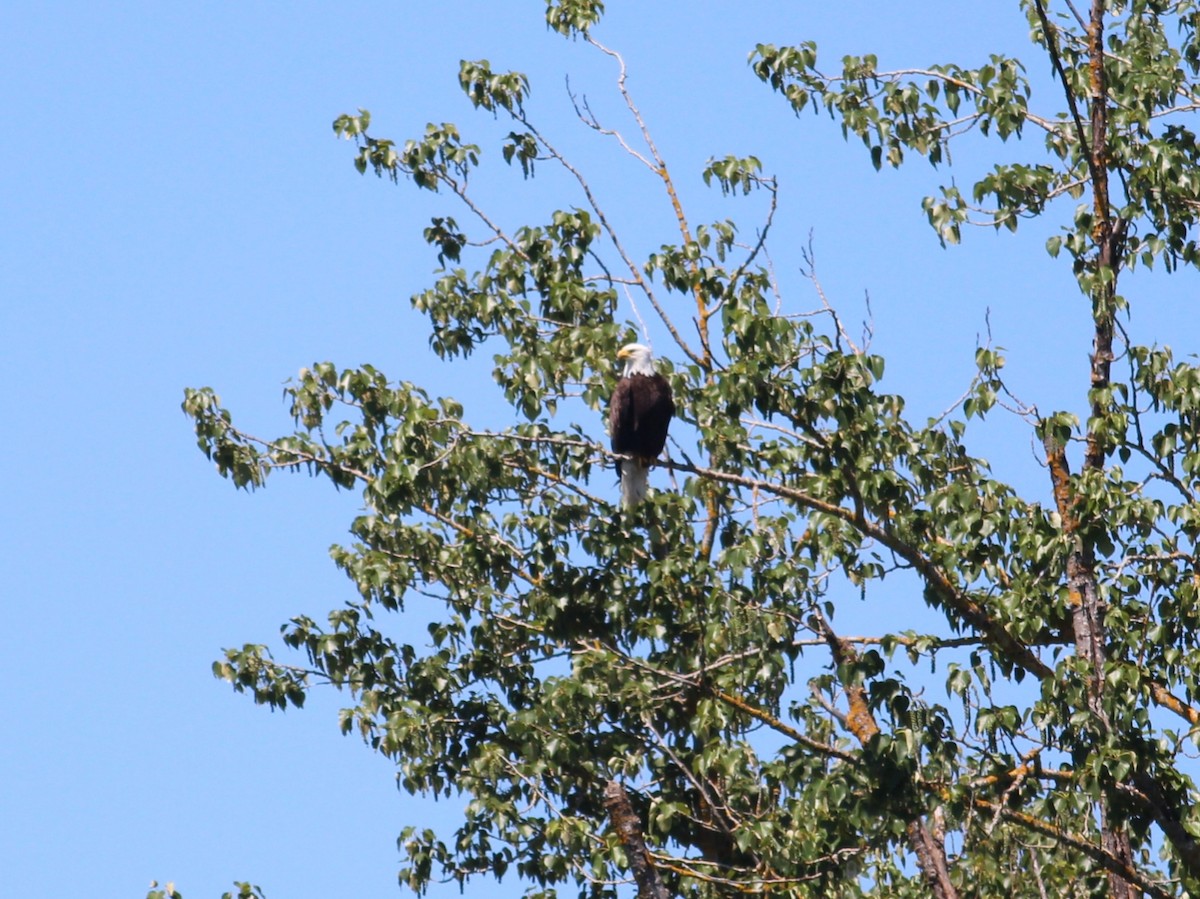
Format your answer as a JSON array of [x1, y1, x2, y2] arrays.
[[609, 343, 674, 508]]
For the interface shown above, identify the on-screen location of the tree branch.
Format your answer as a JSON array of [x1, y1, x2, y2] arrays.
[[604, 780, 672, 899], [810, 609, 959, 899]]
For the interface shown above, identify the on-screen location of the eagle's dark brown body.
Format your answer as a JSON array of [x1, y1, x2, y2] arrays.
[[609, 372, 674, 460]]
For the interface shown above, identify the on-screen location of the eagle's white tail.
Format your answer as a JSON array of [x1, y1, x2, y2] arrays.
[[619, 459, 650, 508]]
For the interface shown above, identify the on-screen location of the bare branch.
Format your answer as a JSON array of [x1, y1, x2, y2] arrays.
[[604, 781, 671, 899]]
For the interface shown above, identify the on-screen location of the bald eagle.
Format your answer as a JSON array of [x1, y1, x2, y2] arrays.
[[609, 343, 674, 508]]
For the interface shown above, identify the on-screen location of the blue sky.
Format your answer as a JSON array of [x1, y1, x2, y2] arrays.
[[5, 3, 1199, 898]]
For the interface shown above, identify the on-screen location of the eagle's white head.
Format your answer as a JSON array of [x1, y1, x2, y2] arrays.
[[617, 343, 656, 377]]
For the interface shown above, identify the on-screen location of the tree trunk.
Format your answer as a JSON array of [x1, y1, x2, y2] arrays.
[[604, 780, 671, 899]]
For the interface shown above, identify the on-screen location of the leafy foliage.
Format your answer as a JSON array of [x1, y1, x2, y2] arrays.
[[187, 2, 1200, 898]]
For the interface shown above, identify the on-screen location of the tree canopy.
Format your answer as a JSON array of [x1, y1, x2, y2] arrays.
[[183, 2, 1200, 897]]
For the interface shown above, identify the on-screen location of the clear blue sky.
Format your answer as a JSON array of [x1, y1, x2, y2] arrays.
[[4, 3, 1197, 898]]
